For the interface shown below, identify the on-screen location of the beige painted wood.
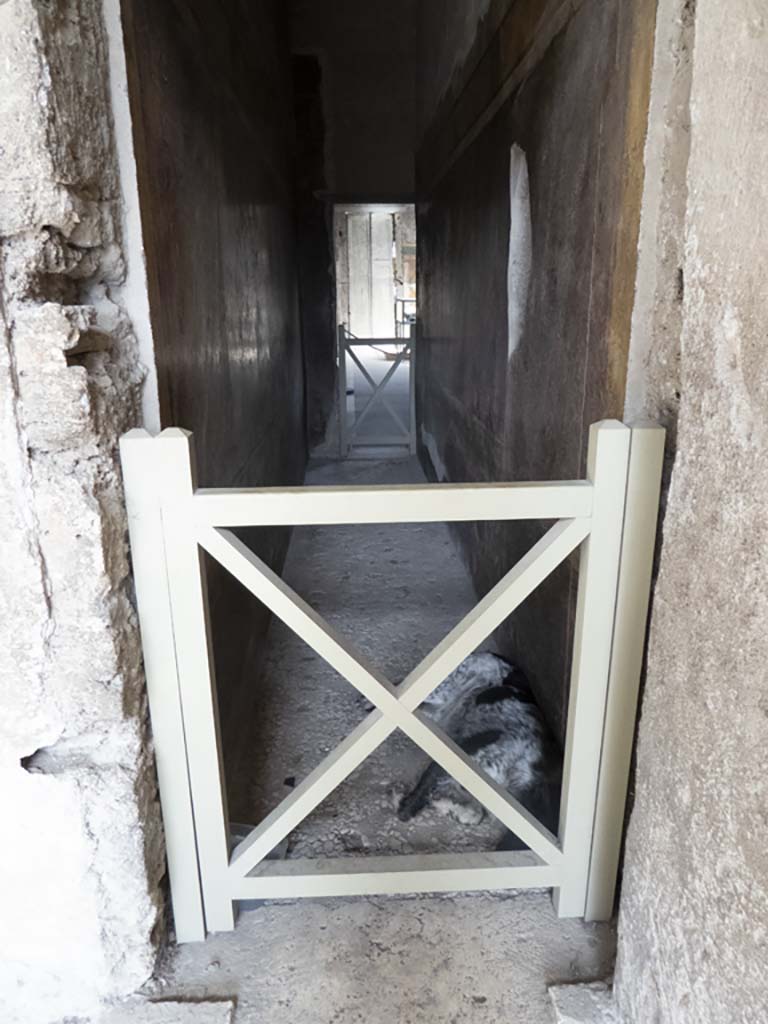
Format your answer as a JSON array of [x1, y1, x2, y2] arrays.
[[347, 434, 414, 446], [409, 324, 417, 454], [233, 851, 558, 900], [155, 430, 234, 933], [119, 430, 206, 943], [192, 481, 594, 527], [225, 518, 586, 878], [345, 336, 406, 346], [399, 713, 563, 863], [554, 421, 632, 918], [200, 521, 587, 874], [120, 418, 663, 931], [584, 424, 665, 920], [396, 518, 590, 711], [228, 712, 394, 875], [337, 324, 349, 457]]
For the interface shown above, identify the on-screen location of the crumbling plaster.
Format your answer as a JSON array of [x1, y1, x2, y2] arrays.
[[0, 1, 163, 1021], [615, 0, 768, 1021]]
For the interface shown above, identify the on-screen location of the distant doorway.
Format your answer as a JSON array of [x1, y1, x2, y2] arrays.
[[334, 204, 416, 457]]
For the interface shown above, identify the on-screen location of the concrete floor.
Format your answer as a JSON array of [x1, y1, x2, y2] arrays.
[[228, 454, 506, 856], [146, 454, 615, 1023], [149, 892, 615, 1024]]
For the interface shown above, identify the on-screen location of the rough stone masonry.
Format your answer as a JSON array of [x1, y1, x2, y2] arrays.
[[0, 2, 163, 1021]]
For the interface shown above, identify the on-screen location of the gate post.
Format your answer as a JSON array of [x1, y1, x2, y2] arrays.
[[409, 332, 417, 455], [584, 424, 665, 920], [337, 324, 349, 458], [154, 428, 235, 934], [554, 420, 631, 918], [119, 430, 206, 942]]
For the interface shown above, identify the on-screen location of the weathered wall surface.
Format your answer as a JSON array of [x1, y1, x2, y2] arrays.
[[415, 0, 507, 136], [121, 0, 306, 811], [0, 1, 163, 1020], [416, 0, 656, 741], [614, 1, 768, 1020], [289, 0, 420, 450], [291, 0, 418, 198], [293, 54, 336, 448]]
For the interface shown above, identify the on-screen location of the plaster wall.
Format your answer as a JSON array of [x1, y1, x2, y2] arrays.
[[290, 0, 418, 198], [416, 0, 656, 740], [293, 54, 336, 449], [120, 0, 307, 813], [415, 0, 506, 135], [614, 1, 768, 1019], [289, 0, 419, 450], [0, 1, 163, 1019]]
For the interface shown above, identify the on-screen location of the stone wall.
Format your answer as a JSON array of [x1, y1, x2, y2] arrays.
[[614, 1, 768, 1019], [0, 1, 163, 1020], [415, 0, 656, 741]]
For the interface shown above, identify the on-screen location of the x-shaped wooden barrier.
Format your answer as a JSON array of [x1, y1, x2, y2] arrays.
[[120, 421, 665, 941], [199, 519, 587, 879], [345, 339, 412, 441]]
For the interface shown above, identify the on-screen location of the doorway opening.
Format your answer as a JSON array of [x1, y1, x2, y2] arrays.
[[334, 204, 416, 457], [115, 0, 663, 983]]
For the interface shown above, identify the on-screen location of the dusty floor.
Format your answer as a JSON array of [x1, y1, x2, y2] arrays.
[[144, 454, 615, 1024], [149, 892, 615, 1024], [229, 454, 508, 856]]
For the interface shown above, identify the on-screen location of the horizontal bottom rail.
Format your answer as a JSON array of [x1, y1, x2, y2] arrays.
[[230, 850, 559, 900], [349, 435, 412, 446]]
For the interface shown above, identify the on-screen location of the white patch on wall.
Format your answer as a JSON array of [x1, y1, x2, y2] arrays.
[[507, 145, 532, 360], [420, 427, 448, 482]]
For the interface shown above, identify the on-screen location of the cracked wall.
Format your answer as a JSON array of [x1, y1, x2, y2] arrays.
[[0, 2, 163, 1021], [614, 1, 768, 1020]]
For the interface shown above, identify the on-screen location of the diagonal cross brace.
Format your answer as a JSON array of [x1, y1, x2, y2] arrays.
[[347, 342, 410, 437], [346, 342, 411, 439], [198, 518, 589, 878]]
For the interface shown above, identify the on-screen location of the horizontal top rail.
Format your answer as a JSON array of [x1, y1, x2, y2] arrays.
[[189, 481, 594, 527], [343, 337, 409, 346]]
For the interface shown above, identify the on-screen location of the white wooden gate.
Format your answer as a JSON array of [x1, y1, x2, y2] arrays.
[[337, 325, 416, 455], [120, 420, 664, 942]]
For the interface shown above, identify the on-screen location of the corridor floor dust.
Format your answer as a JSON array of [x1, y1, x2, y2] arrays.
[[230, 455, 508, 857]]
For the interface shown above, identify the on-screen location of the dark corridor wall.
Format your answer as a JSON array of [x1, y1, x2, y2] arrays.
[[291, 0, 418, 198], [122, 0, 306, 811], [293, 55, 336, 448], [416, 0, 656, 742]]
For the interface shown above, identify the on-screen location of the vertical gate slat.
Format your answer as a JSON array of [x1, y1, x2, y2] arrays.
[[155, 429, 234, 933], [584, 424, 666, 920], [119, 430, 206, 943], [554, 420, 632, 918], [409, 336, 417, 454], [337, 325, 349, 457]]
